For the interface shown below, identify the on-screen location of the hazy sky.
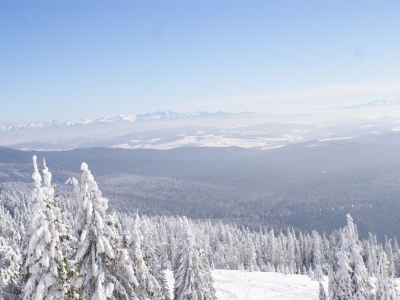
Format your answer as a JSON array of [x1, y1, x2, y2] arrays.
[[1, 1, 400, 123]]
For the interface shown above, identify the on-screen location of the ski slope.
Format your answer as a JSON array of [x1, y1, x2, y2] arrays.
[[212, 270, 327, 300], [166, 269, 400, 299], [166, 269, 328, 299]]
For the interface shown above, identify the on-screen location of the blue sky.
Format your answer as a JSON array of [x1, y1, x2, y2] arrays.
[[1, 0, 400, 123]]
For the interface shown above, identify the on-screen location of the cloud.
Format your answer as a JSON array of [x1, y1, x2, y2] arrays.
[[201, 80, 400, 108]]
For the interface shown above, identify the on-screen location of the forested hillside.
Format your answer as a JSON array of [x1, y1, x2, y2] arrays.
[[2, 132, 400, 240], [1, 156, 400, 299]]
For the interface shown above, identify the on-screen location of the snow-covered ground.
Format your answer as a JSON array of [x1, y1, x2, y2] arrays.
[[166, 269, 400, 299], [212, 270, 328, 300], [166, 269, 327, 300]]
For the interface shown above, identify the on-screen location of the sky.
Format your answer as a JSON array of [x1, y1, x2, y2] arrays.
[[1, 0, 400, 123]]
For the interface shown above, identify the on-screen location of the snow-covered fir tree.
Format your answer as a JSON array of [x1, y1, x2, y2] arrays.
[[345, 214, 373, 300], [365, 233, 378, 276], [329, 249, 353, 300], [319, 281, 327, 300], [126, 212, 164, 299], [137, 215, 170, 300], [0, 236, 20, 299], [22, 156, 79, 299], [329, 214, 373, 300], [384, 237, 396, 278], [376, 250, 399, 300], [173, 217, 216, 300], [0, 202, 21, 298], [73, 162, 161, 299], [313, 264, 324, 282]]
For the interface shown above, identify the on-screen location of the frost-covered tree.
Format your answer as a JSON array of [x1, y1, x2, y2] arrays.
[[143, 224, 171, 300], [319, 281, 327, 300], [376, 250, 399, 300], [0, 205, 21, 250], [344, 215, 373, 300], [365, 233, 378, 276], [74, 162, 122, 298], [22, 156, 78, 299], [384, 238, 396, 278], [312, 230, 323, 268], [313, 264, 324, 282], [0, 203, 21, 298], [74, 162, 156, 299], [173, 217, 216, 300], [0, 236, 20, 299], [330, 250, 352, 300], [330, 214, 373, 300], [126, 212, 164, 299]]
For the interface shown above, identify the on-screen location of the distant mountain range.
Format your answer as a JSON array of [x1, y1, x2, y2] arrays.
[[3, 102, 400, 151], [341, 100, 400, 109], [0, 110, 245, 132]]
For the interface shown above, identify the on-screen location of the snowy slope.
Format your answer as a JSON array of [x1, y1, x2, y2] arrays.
[[212, 270, 327, 300], [166, 269, 327, 300], [166, 269, 400, 299]]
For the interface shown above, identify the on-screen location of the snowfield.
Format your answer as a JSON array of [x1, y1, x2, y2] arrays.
[[212, 270, 327, 300], [166, 270, 328, 299], [166, 269, 400, 299]]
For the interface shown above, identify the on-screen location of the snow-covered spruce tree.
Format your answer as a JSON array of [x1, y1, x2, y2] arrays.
[[344, 214, 373, 300], [365, 233, 378, 276], [376, 250, 399, 300], [125, 212, 164, 299], [393, 238, 400, 276], [319, 281, 327, 300], [313, 264, 324, 282], [329, 249, 352, 300], [173, 217, 216, 300], [22, 156, 79, 299], [0, 204, 21, 250], [138, 215, 170, 300], [312, 230, 323, 269], [0, 203, 22, 298], [64, 177, 81, 230], [0, 236, 20, 299], [384, 238, 396, 278], [74, 162, 154, 299]]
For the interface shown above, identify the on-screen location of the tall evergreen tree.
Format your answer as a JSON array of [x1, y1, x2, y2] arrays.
[[0, 236, 20, 299], [345, 215, 373, 300], [332, 214, 373, 300], [384, 238, 396, 278], [376, 250, 399, 300], [330, 250, 352, 300], [74, 163, 130, 299], [319, 281, 327, 300], [127, 212, 164, 299], [366, 233, 378, 276], [173, 218, 216, 300], [22, 156, 78, 299]]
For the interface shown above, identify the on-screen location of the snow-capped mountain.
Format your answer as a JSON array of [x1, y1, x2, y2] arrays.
[[136, 110, 229, 121], [0, 116, 134, 132], [3, 102, 400, 151], [341, 100, 400, 109], [0, 110, 237, 132]]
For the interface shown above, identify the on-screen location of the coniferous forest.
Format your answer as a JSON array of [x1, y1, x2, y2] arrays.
[[1, 156, 399, 299]]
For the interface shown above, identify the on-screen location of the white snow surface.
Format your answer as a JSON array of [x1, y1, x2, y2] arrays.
[[166, 269, 329, 300], [318, 136, 354, 142], [112, 135, 290, 150], [166, 269, 400, 299]]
